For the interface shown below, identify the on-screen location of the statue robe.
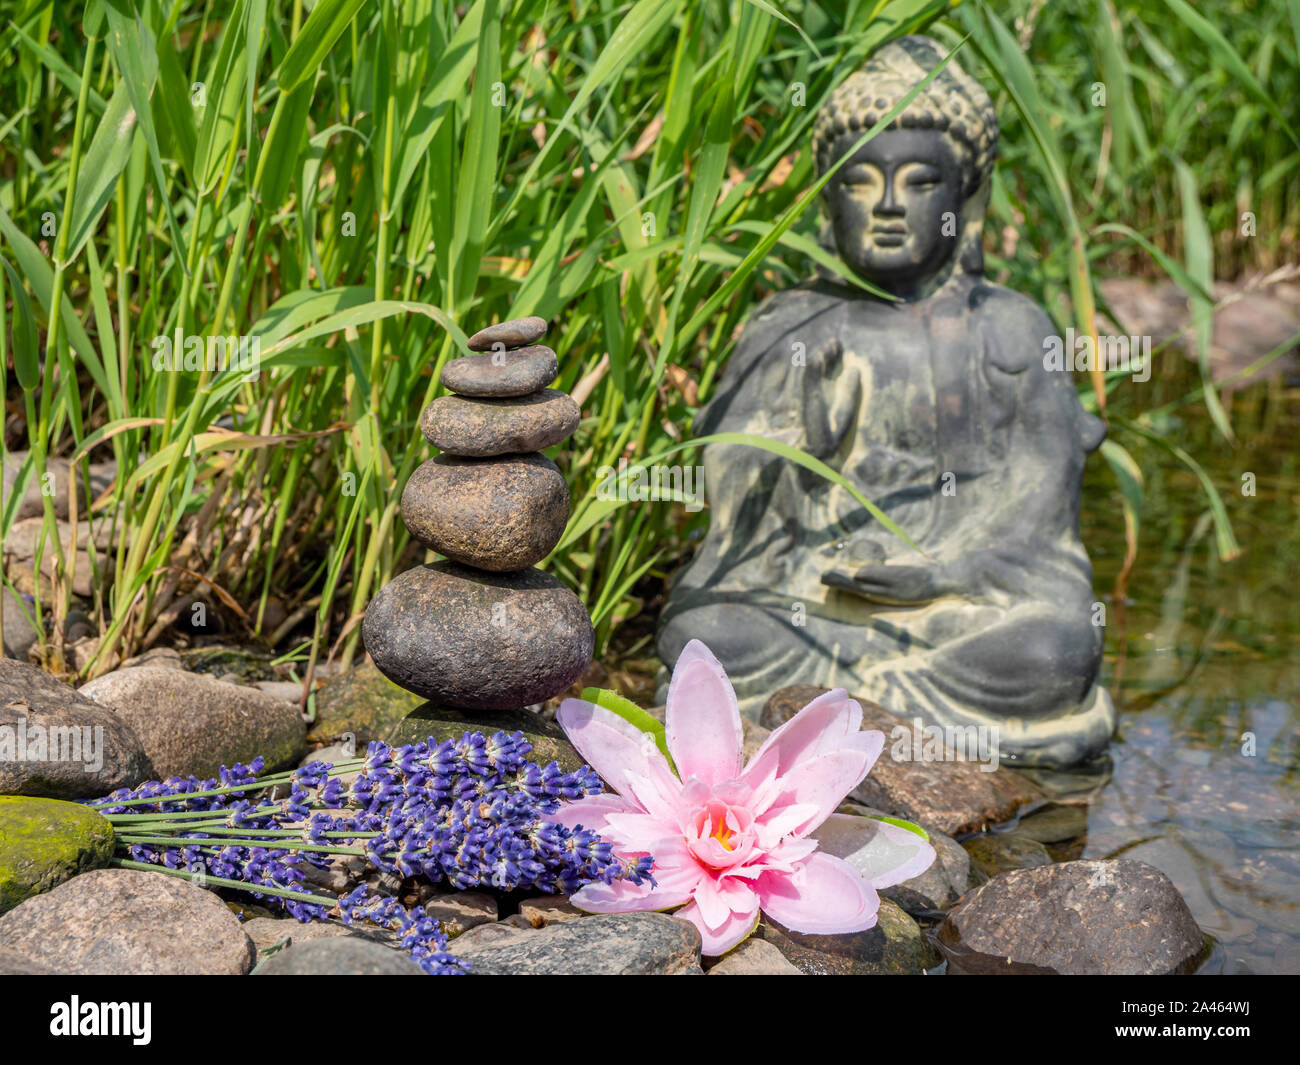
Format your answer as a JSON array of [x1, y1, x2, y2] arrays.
[[657, 272, 1116, 767]]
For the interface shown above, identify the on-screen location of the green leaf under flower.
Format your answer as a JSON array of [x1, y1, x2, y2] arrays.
[[870, 815, 929, 843], [581, 687, 677, 775]]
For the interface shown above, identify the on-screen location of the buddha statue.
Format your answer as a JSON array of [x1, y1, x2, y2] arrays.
[[657, 36, 1115, 768]]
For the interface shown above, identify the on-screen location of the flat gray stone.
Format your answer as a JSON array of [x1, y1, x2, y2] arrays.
[[466, 316, 548, 352], [254, 936, 425, 975], [0, 659, 151, 799], [0, 867, 256, 974], [442, 345, 558, 397], [454, 912, 702, 974], [401, 453, 569, 571], [420, 389, 580, 457], [939, 859, 1205, 974], [78, 664, 306, 780], [362, 562, 592, 709]]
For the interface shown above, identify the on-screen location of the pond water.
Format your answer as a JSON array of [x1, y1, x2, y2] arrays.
[[1043, 357, 1300, 974]]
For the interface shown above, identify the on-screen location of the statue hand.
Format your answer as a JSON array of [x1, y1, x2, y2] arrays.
[[822, 564, 946, 605]]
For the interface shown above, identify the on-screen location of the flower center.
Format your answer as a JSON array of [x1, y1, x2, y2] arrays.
[[711, 816, 735, 851]]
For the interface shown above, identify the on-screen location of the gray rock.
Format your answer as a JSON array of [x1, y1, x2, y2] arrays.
[[2, 587, 38, 660], [707, 937, 803, 975], [0, 867, 256, 974], [0, 795, 116, 913], [78, 664, 306, 779], [306, 659, 426, 746], [2, 452, 115, 523], [255, 936, 426, 975], [454, 912, 702, 974], [0, 944, 59, 974], [385, 702, 585, 773], [466, 316, 548, 352], [939, 859, 1205, 974], [759, 898, 938, 974], [420, 389, 580, 457], [362, 562, 592, 709], [0, 659, 151, 798], [118, 647, 186, 671], [401, 453, 569, 571], [442, 345, 559, 397]]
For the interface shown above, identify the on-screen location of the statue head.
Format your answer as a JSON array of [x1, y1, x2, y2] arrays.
[[813, 36, 998, 295]]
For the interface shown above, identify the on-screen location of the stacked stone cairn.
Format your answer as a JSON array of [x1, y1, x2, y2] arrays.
[[362, 317, 593, 710]]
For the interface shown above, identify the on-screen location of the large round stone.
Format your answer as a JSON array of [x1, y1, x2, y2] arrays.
[[441, 345, 558, 397], [466, 316, 547, 352], [939, 859, 1205, 974], [362, 563, 593, 709], [0, 867, 256, 974], [401, 453, 569, 571], [420, 390, 580, 457]]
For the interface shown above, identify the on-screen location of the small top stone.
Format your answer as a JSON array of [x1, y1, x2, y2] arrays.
[[441, 345, 559, 398], [466, 316, 548, 352]]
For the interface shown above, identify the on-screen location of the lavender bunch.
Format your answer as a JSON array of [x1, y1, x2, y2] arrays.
[[89, 731, 655, 975]]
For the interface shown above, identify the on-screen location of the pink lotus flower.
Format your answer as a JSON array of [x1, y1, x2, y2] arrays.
[[551, 639, 935, 955]]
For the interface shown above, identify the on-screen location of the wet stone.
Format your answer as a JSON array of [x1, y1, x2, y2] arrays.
[[467, 316, 548, 352], [362, 562, 593, 709], [401, 453, 569, 572], [420, 389, 580, 458], [963, 832, 1054, 880], [441, 345, 559, 398], [939, 859, 1206, 975], [254, 937, 425, 975]]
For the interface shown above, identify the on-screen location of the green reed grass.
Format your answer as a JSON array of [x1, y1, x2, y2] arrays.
[[0, 0, 1294, 680]]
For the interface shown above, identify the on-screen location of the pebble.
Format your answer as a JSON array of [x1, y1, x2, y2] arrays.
[[466, 316, 548, 352], [79, 664, 306, 780], [242, 916, 400, 954], [402, 453, 569, 571], [939, 859, 1205, 974], [0, 659, 151, 799], [519, 895, 585, 927], [452, 912, 702, 975], [0, 796, 116, 913], [362, 562, 593, 709], [0, 867, 256, 974], [423, 891, 499, 937], [963, 832, 1054, 879], [707, 937, 803, 975], [420, 389, 580, 457], [441, 345, 558, 397]]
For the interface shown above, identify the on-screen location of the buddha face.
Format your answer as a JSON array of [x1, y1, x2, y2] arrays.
[[823, 128, 964, 291]]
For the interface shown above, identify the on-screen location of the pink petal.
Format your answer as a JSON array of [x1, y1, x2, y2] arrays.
[[742, 688, 863, 785], [812, 814, 937, 889], [556, 699, 674, 802], [664, 640, 743, 787], [675, 898, 762, 956], [758, 852, 879, 935], [758, 748, 876, 837], [602, 810, 683, 853], [545, 793, 640, 833], [570, 876, 693, 914]]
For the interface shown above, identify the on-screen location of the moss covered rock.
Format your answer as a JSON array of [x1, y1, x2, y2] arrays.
[[759, 898, 938, 974], [0, 796, 115, 914], [306, 660, 427, 747]]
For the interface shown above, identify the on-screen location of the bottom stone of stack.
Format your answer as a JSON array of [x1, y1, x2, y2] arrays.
[[361, 561, 593, 710]]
